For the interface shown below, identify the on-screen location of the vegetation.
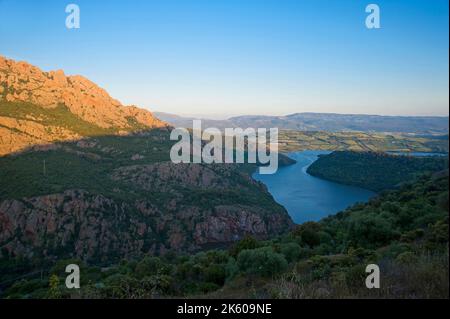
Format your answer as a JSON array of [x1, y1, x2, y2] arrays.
[[0, 101, 115, 136], [0, 101, 151, 136], [1, 171, 447, 298], [307, 151, 448, 192], [0, 129, 292, 265], [0, 131, 173, 201], [278, 130, 449, 153]]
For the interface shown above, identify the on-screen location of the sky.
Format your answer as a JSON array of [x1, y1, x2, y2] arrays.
[[0, 0, 448, 118]]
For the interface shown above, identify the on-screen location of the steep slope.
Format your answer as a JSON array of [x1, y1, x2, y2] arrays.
[[0, 136, 293, 263], [0, 57, 294, 263], [0, 55, 168, 155]]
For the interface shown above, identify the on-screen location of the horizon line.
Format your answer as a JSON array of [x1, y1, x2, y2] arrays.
[[154, 110, 450, 121]]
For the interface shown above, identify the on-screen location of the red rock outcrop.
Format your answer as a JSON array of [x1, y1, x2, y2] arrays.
[[0, 188, 293, 262], [0, 55, 166, 129]]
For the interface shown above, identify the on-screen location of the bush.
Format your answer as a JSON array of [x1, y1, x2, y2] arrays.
[[292, 222, 322, 247], [400, 229, 425, 242], [229, 236, 259, 258], [237, 247, 288, 277], [427, 217, 449, 244], [379, 242, 412, 259], [225, 258, 239, 280], [135, 256, 171, 278], [204, 264, 226, 285], [141, 275, 174, 295], [279, 243, 303, 263], [344, 264, 367, 288], [396, 252, 419, 265], [347, 212, 400, 248]]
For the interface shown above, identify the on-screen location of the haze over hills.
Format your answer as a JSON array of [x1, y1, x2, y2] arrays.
[[155, 111, 449, 154], [155, 111, 449, 134]]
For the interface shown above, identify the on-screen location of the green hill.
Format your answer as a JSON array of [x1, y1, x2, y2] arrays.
[[307, 151, 448, 192]]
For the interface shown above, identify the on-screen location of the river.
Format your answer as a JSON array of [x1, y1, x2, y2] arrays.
[[253, 150, 376, 224]]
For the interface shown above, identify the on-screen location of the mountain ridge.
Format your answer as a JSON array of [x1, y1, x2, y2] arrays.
[[0, 55, 170, 155], [155, 111, 449, 134]]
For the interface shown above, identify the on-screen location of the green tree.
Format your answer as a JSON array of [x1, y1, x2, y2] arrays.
[[237, 247, 287, 277], [229, 236, 259, 258]]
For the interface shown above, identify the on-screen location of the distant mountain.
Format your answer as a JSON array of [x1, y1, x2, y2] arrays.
[[155, 111, 449, 134], [154, 112, 236, 130]]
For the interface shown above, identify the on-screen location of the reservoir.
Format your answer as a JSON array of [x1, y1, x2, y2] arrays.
[[253, 150, 376, 224]]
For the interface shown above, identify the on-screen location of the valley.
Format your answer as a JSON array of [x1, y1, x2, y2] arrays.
[[278, 130, 448, 153], [155, 112, 449, 154], [0, 55, 448, 299], [253, 151, 376, 224]]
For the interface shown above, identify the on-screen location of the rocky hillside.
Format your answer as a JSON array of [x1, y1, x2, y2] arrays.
[[0, 56, 293, 264], [0, 135, 293, 263], [0, 55, 168, 155]]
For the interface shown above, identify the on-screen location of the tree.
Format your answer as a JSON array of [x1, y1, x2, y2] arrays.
[[229, 235, 259, 258], [237, 247, 287, 277], [292, 222, 322, 247]]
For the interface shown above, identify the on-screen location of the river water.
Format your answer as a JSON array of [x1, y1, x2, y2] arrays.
[[253, 150, 376, 224]]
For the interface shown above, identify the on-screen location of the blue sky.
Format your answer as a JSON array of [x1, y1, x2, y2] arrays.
[[0, 0, 448, 118]]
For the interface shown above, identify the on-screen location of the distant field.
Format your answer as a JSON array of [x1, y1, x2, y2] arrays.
[[278, 130, 449, 153]]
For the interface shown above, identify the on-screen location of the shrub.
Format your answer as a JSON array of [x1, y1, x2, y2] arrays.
[[204, 264, 226, 285], [396, 252, 419, 265], [237, 247, 288, 277], [344, 264, 367, 288], [225, 258, 239, 280], [135, 256, 171, 278], [400, 229, 425, 242], [347, 213, 400, 248], [378, 242, 412, 259], [292, 222, 322, 247], [279, 242, 303, 263], [141, 275, 174, 295], [229, 236, 259, 258]]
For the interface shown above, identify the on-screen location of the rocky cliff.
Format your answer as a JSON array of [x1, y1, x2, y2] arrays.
[[0, 55, 168, 155], [0, 186, 291, 263]]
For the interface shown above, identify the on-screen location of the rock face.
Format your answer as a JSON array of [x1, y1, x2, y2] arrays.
[[0, 187, 292, 263], [0, 55, 168, 155], [0, 116, 81, 155], [0, 55, 166, 129]]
